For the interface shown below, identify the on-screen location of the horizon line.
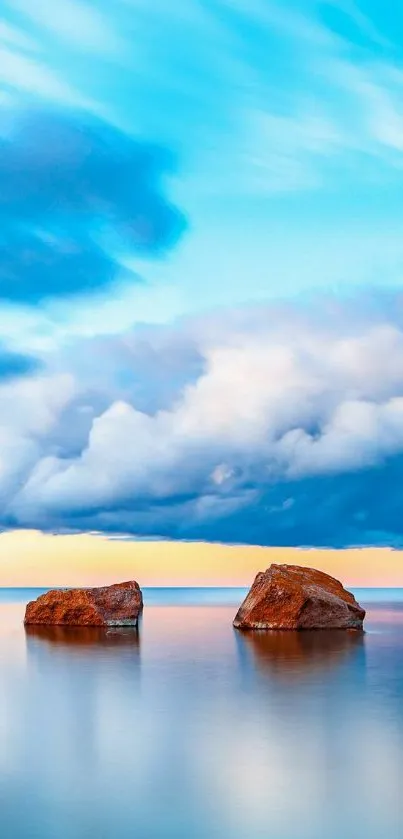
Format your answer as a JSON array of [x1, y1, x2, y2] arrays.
[[2, 584, 403, 590]]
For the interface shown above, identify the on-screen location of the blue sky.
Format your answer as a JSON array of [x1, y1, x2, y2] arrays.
[[3, 0, 403, 326], [2, 1, 403, 547]]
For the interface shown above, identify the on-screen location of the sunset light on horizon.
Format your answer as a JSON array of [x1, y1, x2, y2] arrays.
[[1, 530, 402, 589]]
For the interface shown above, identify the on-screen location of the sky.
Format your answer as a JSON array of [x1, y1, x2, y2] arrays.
[[2, 531, 403, 588], [1, 1, 403, 583]]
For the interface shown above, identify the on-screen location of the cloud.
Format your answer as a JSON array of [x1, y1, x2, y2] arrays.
[[0, 227, 120, 304], [197, 0, 403, 194], [2, 3, 403, 550], [0, 107, 186, 304], [0, 45, 83, 104], [0, 345, 41, 380], [0, 373, 75, 512], [4, 0, 403, 204], [7, 0, 123, 55], [0, 20, 39, 52], [3, 292, 403, 546]]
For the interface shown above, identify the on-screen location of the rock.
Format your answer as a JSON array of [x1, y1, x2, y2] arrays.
[[24, 581, 143, 627], [233, 564, 365, 630]]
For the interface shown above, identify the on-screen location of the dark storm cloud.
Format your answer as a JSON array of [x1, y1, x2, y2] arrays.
[[0, 108, 186, 303], [172, 463, 403, 548], [7, 455, 403, 549]]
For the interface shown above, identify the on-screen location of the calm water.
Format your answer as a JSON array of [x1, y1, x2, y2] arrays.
[[1, 588, 402, 839]]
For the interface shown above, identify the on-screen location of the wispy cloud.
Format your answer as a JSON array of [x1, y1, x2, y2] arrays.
[[0, 45, 84, 103], [201, 0, 403, 191], [4, 0, 123, 54], [4, 0, 403, 193], [0, 19, 39, 52]]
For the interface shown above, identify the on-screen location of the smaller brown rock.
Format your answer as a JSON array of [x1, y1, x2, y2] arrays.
[[24, 581, 143, 627], [233, 564, 365, 630]]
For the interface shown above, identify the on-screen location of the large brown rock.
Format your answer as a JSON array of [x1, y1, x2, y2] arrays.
[[24, 581, 143, 627], [233, 564, 365, 630]]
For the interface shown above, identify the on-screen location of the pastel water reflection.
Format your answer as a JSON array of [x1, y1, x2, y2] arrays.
[[0, 591, 402, 839]]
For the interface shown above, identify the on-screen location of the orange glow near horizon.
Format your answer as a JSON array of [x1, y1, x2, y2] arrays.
[[0, 530, 402, 588]]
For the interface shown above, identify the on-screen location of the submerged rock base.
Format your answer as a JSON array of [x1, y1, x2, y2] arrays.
[[233, 564, 365, 631], [24, 581, 143, 627]]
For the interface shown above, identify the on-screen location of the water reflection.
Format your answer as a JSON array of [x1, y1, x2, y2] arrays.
[[25, 623, 141, 650], [236, 629, 365, 682], [1, 595, 403, 839]]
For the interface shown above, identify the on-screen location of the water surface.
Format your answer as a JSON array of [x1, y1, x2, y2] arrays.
[[1, 588, 402, 838]]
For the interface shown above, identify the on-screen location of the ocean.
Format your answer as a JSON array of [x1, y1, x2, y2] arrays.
[[1, 587, 402, 839]]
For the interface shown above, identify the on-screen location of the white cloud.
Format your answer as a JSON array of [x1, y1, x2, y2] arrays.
[[0, 373, 75, 437], [5, 297, 403, 535], [211, 464, 234, 486], [0, 374, 75, 514]]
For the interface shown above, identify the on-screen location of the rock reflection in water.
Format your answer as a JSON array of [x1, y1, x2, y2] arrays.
[[24, 623, 140, 651], [22, 622, 141, 772], [237, 629, 365, 682]]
